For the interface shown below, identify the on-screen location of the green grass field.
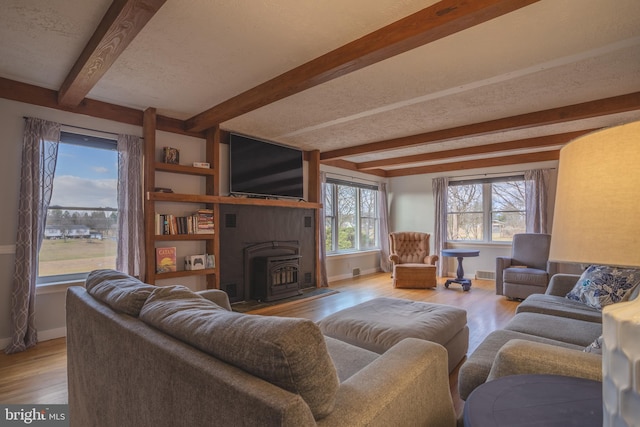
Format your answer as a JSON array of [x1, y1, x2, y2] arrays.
[[39, 238, 117, 276]]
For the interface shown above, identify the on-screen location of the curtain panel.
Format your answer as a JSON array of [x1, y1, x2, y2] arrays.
[[116, 134, 145, 278], [6, 118, 60, 354], [432, 177, 449, 277], [318, 172, 329, 287], [525, 169, 551, 234], [378, 182, 392, 273]]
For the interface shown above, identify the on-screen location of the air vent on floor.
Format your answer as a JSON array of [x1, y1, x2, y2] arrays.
[[475, 270, 496, 280]]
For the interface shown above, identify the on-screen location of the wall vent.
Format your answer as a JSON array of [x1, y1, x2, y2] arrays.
[[475, 270, 496, 280], [304, 272, 312, 284], [352, 268, 361, 277]]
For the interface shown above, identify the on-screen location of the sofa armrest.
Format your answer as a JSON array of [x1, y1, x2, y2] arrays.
[[196, 289, 232, 311], [495, 257, 513, 295], [545, 274, 582, 296], [487, 339, 602, 382], [318, 338, 456, 427]]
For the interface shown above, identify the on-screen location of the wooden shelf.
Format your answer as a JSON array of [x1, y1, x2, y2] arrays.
[[154, 268, 217, 280], [154, 233, 214, 241], [155, 162, 215, 176], [148, 192, 321, 209]]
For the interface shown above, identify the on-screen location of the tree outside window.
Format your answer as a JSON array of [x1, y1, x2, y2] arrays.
[[325, 180, 379, 253], [447, 177, 526, 242]]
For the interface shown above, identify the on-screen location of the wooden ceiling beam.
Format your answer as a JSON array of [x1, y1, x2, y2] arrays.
[[321, 92, 640, 160], [185, 0, 540, 132], [1, 77, 203, 138], [58, 0, 167, 107], [385, 150, 560, 177], [321, 159, 387, 177], [355, 130, 594, 170]]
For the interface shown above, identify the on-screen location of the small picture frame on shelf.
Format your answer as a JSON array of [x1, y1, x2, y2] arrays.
[[163, 147, 180, 164]]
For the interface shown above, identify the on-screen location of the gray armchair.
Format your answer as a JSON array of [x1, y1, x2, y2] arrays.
[[496, 233, 556, 299]]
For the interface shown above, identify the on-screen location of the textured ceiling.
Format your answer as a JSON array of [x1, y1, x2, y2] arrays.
[[1, 0, 639, 175]]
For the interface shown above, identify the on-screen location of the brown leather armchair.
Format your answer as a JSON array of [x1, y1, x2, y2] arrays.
[[389, 232, 438, 288]]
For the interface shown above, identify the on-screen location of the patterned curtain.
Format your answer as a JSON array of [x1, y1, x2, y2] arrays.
[[378, 182, 392, 273], [432, 177, 449, 277], [116, 135, 145, 279], [525, 169, 551, 234], [6, 118, 60, 354], [318, 172, 329, 287]]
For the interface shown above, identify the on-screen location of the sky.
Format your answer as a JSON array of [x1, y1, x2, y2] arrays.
[[49, 143, 118, 209]]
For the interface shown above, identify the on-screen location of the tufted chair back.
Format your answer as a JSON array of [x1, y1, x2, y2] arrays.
[[389, 232, 438, 266]]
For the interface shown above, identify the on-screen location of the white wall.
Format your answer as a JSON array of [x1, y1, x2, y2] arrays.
[[387, 161, 561, 279], [0, 98, 142, 348]]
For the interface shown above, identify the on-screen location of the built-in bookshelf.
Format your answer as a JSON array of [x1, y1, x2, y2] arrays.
[[143, 108, 220, 289]]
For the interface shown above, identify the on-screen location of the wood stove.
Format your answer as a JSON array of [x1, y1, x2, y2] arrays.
[[251, 254, 302, 302]]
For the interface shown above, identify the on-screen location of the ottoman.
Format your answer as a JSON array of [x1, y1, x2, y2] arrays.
[[318, 297, 469, 372], [393, 264, 437, 289]]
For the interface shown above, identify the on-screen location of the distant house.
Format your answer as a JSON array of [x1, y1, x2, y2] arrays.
[[66, 226, 90, 238], [44, 227, 63, 239]]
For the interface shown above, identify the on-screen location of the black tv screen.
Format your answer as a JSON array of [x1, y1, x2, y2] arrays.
[[229, 133, 304, 199]]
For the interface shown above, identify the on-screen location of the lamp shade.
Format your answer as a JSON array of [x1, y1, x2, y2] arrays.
[[548, 120, 640, 268]]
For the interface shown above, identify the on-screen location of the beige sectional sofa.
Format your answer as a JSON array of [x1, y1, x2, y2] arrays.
[[66, 270, 457, 427], [458, 272, 640, 400], [458, 273, 603, 400]]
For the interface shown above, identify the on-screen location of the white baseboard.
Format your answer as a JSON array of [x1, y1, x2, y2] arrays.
[[0, 327, 67, 352]]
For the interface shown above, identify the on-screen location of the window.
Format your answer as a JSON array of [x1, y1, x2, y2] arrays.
[[38, 132, 118, 283], [447, 176, 525, 242], [324, 179, 379, 253]]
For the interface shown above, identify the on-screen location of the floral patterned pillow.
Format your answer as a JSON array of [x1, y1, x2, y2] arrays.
[[566, 265, 640, 310]]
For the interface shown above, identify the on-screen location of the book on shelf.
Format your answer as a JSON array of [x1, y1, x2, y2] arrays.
[[154, 209, 214, 236], [156, 247, 177, 273]]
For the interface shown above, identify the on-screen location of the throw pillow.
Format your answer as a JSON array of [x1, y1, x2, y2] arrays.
[[85, 269, 156, 316], [566, 265, 640, 310], [583, 335, 603, 354], [140, 285, 339, 420]]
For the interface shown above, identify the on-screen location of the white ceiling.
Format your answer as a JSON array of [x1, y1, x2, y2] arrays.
[[1, 0, 639, 175]]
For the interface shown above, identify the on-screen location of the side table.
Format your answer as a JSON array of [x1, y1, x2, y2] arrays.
[[463, 374, 602, 427], [441, 249, 479, 291]]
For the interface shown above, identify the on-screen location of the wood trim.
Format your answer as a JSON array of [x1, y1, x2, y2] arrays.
[[0, 77, 197, 137], [385, 150, 560, 177], [142, 107, 157, 283], [321, 159, 387, 177], [185, 0, 540, 132], [356, 130, 594, 170], [321, 92, 640, 160], [307, 150, 321, 204], [58, 0, 167, 107]]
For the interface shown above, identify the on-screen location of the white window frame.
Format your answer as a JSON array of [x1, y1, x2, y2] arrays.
[[37, 131, 118, 285], [325, 178, 380, 254], [446, 175, 526, 243]]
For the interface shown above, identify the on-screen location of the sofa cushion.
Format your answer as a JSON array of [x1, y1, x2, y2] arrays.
[[566, 265, 640, 310], [85, 269, 156, 317], [503, 267, 548, 286], [139, 285, 339, 420], [504, 312, 602, 347], [516, 294, 602, 323], [323, 336, 379, 382]]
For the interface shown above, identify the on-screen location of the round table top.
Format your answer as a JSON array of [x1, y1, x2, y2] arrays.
[[441, 249, 480, 257], [463, 374, 602, 427]]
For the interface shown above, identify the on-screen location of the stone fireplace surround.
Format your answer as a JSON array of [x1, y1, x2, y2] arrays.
[[218, 204, 316, 303]]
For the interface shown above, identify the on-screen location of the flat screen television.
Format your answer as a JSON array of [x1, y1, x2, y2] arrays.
[[229, 133, 304, 199]]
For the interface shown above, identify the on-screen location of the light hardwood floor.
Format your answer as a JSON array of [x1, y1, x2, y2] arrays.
[[0, 273, 519, 417]]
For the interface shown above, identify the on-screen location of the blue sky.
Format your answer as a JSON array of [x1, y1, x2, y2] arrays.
[[49, 144, 118, 208]]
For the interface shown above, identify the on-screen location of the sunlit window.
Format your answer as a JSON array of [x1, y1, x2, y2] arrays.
[[447, 177, 526, 242], [38, 132, 118, 283]]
